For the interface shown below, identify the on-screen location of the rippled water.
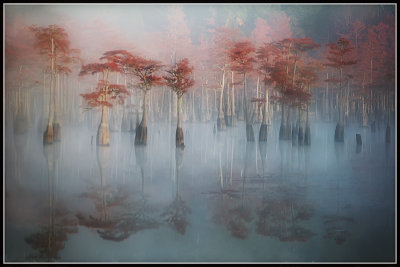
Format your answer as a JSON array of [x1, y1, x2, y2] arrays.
[[4, 118, 396, 262]]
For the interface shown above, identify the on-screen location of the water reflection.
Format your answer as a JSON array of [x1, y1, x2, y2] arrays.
[[4, 121, 395, 262], [24, 143, 78, 261], [161, 147, 191, 235], [76, 146, 159, 242]]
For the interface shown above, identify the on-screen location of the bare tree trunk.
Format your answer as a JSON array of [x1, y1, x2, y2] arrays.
[[135, 90, 148, 145], [44, 38, 55, 145], [217, 69, 226, 130], [97, 71, 110, 146], [176, 95, 184, 148], [244, 73, 254, 142], [53, 72, 61, 141]]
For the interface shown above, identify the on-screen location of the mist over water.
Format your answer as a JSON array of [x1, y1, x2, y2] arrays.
[[4, 3, 396, 263], [5, 118, 395, 262]]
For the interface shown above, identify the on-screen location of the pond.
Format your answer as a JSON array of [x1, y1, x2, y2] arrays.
[[4, 119, 396, 263]]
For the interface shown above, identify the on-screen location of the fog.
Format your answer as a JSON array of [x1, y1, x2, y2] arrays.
[[4, 3, 396, 263]]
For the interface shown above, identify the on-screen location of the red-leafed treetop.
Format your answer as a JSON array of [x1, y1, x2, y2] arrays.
[[80, 50, 130, 108], [325, 38, 357, 70], [256, 42, 281, 85], [228, 41, 256, 74], [123, 55, 164, 91], [29, 24, 70, 56], [163, 58, 195, 97]]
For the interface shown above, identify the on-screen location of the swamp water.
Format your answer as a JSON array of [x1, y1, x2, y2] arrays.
[[4, 119, 395, 262]]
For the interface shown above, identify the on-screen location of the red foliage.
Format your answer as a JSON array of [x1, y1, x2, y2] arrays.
[[325, 38, 357, 70], [163, 58, 195, 97], [80, 50, 130, 108], [228, 41, 256, 74], [123, 55, 164, 90]]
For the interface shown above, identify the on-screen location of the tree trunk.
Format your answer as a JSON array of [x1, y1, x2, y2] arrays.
[[217, 70, 226, 130], [135, 90, 148, 145], [279, 103, 286, 140], [176, 95, 184, 148], [44, 38, 55, 145], [231, 71, 236, 126], [259, 84, 268, 142], [243, 73, 254, 142], [97, 71, 110, 146], [53, 72, 61, 142], [304, 105, 311, 146], [334, 68, 344, 142]]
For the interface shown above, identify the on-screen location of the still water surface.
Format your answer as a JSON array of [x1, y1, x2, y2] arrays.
[[4, 119, 395, 262]]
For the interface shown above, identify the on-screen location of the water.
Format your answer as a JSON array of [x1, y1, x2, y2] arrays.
[[4, 119, 396, 262]]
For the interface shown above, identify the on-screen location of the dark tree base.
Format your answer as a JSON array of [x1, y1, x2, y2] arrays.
[[246, 124, 255, 142], [53, 122, 61, 142], [135, 123, 147, 146], [292, 127, 297, 146], [217, 115, 226, 131], [356, 133, 362, 146], [176, 127, 185, 148], [225, 114, 232, 127], [259, 123, 268, 142], [385, 125, 390, 144], [43, 124, 54, 145], [304, 124, 311, 146], [298, 126, 304, 145], [334, 122, 344, 142], [279, 124, 286, 140]]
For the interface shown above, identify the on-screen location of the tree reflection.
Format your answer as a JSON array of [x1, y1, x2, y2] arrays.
[[207, 142, 254, 239], [255, 193, 315, 242], [77, 145, 159, 242], [161, 147, 191, 234], [24, 143, 78, 262]]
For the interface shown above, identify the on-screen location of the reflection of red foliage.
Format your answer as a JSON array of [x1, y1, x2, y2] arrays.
[[161, 195, 191, 235]]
